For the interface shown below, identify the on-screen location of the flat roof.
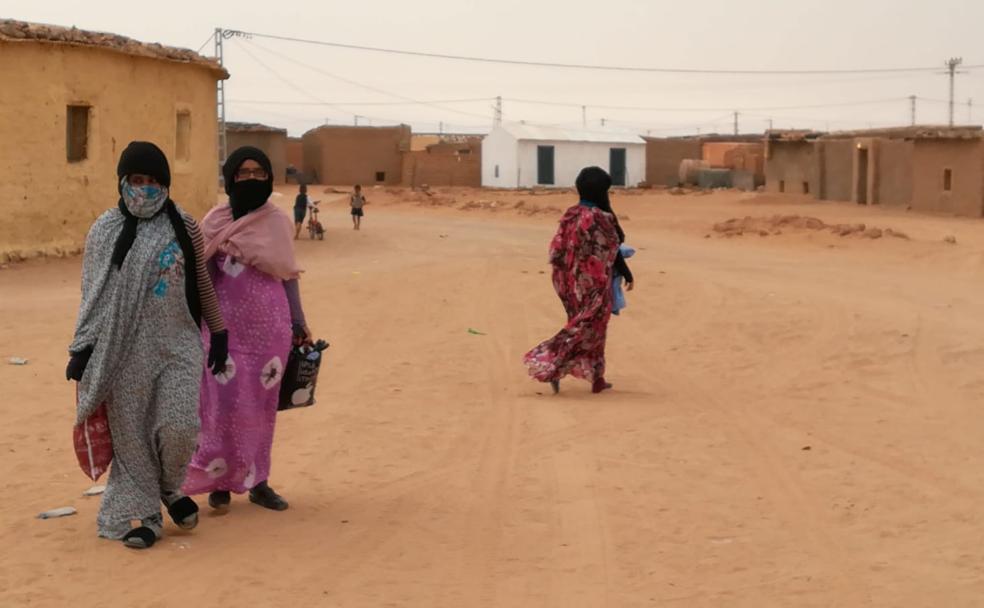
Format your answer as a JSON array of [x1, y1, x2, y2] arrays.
[[767, 125, 984, 142], [0, 19, 227, 79], [226, 122, 288, 134], [498, 123, 645, 145]]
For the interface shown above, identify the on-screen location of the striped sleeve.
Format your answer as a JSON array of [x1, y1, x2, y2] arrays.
[[183, 214, 226, 334]]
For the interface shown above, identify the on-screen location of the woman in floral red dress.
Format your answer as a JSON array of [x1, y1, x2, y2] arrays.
[[524, 166, 633, 394]]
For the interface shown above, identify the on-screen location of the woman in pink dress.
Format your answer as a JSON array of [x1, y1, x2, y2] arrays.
[[524, 166, 630, 394], [183, 147, 310, 512]]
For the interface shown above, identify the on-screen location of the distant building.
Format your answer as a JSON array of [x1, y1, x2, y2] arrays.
[[402, 135, 482, 188], [0, 19, 227, 256], [482, 124, 645, 188], [643, 135, 765, 188], [225, 122, 288, 184], [301, 124, 410, 186], [286, 136, 303, 182], [766, 126, 984, 216]]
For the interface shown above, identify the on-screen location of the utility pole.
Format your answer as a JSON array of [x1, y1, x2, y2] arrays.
[[946, 57, 963, 127], [494, 96, 502, 127], [733, 111, 739, 136], [439, 121, 444, 134], [909, 95, 917, 126], [766, 118, 773, 132], [601, 118, 606, 127], [215, 28, 227, 175], [969, 98, 974, 124], [581, 105, 587, 128], [354, 115, 361, 126]]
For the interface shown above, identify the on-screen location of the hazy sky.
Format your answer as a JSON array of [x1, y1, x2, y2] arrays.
[[10, 0, 984, 136]]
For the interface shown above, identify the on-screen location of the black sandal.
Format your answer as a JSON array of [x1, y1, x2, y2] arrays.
[[121, 526, 158, 550], [162, 495, 199, 530], [208, 491, 231, 511], [249, 482, 289, 511]]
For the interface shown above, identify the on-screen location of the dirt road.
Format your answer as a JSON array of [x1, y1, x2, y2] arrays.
[[2, 188, 984, 606]]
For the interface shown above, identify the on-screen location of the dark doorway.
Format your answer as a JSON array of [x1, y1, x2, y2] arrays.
[[609, 148, 627, 186], [537, 145, 555, 185], [856, 148, 869, 204]]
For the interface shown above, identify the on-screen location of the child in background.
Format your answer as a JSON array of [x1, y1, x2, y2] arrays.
[[293, 184, 309, 239], [350, 185, 368, 230]]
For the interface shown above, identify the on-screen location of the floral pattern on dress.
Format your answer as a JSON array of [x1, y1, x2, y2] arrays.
[[153, 241, 184, 298], [524, 204, 619, 383]]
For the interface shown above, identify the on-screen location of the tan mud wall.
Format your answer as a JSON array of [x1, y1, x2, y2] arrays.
[[302, 126, 409, 186], [818, 139, 853, 202], [286, 137, 303, 170], [911, 140, 984, 216], [0, 41, 218, 259], [765, 141, 816, 194], [401, 143, 481, 187], [645, 139, 702, 186], [704, 143, 765, 178], [226, 130, 287, 184], [875, 139, 913, 207]]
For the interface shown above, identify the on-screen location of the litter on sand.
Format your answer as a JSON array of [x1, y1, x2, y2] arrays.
[[8, 357, 28, 365], [37, 507, 77, 519], [83, 485, 106, 496], [467, 328, 487, 336]]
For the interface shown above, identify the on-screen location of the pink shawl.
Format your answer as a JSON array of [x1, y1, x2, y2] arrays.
[[201, 202, 301, 280]]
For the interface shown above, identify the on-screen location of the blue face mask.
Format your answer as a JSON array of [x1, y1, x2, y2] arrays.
[[121, 178, 168, 218]]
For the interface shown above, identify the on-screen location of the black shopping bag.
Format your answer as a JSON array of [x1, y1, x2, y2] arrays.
[[278, 340, 328, 411]]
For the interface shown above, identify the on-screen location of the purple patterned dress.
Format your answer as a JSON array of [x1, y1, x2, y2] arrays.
[[182, 253, 292, 495]]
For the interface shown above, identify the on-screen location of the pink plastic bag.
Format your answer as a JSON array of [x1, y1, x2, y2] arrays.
[[73, 401, 113, 481]]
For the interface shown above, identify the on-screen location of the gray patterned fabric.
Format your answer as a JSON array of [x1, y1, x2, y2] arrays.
[[71, 207, 203, 540]]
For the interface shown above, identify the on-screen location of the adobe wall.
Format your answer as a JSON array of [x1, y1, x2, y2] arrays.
[[0, 41, 219, 258], [704, 142, 764, 177], [645, 139, 702, 186], [226, 130, 287, 184], [875, 139, 913, 207], [765, 141, 816, 194], [817, 139, 853, 202], [401, 142, 481, 187], [286, 137, 303, 170], [301, 125, 410, 186], [911, 140, 984, 216]]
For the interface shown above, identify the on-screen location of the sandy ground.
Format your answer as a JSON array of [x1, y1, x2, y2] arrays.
[[3, 186, 984, 606]]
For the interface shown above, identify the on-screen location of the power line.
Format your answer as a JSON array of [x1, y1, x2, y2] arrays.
[[503, 96, 909, 113], [241, 38, 494, 121], [225, 97, 494, 107], [232, 29, 983, 75], [195, 31, 215, 55]]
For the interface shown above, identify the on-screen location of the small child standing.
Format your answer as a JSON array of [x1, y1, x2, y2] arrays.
[[293, 184, 309, 239], [350, 185, 368, 230]]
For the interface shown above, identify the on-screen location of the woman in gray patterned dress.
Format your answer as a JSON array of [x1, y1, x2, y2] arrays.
[[66, 142, 229, 549]]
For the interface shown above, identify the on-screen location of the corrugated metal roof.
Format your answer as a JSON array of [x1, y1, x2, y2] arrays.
[[499, 123, 645, 145]]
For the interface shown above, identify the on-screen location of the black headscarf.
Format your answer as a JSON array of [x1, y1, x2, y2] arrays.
[[576, 166, 624, 243], [111, 141, 201, 326], [223, 146, 274, 220]]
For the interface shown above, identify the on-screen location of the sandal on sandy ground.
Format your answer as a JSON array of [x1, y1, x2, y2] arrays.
[[208, 491, 231, 511], [249, 481, 289, 511], [121, 526, 158, 550], [162, 495, 199, 530], [592, 378, 613, 394]]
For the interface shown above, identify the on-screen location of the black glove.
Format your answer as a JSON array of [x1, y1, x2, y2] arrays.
[[292, 322, 310, 346], [208, 331, 229, 376], [65, 346, 93, 381]]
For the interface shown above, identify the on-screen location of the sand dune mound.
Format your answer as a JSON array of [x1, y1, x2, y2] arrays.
[[713, 215, 910, 240]]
